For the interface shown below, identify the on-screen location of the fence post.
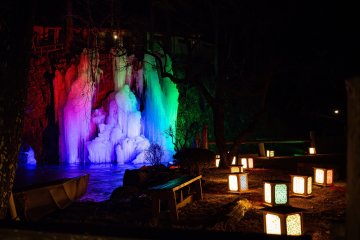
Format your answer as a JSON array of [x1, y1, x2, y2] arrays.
[[346, 77, 360, 240], [258, 143, 265, 157]]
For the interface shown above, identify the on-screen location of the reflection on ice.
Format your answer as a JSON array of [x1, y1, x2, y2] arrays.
[[14, 163, 143, 202]]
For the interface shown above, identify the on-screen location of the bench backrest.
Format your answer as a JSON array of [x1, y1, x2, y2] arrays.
[[149, 175, 202, 191]]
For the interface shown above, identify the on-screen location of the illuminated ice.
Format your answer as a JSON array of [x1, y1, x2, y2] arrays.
[[60, 44, 178, 164], [62, 49, 99, 164]]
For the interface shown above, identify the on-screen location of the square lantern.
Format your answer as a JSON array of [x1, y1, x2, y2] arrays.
[[230, 164, 243, 173], [309, 147, 316, 155], [241, 157, 254, 169], [290, 175, 312, 198], [215, 155, 221, 168], [313, 167, 334, 186], [263, 180, 289, 206], [266, 150, 275, 158], [262, 206, 304, 236], [228, 172, 248, 192], [231, 156, 237, 165]]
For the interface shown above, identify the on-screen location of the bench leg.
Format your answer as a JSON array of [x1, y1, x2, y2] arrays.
[[168, 191, 178, 222], [194, 179, 203, 200], [152, 195, 161, 219]]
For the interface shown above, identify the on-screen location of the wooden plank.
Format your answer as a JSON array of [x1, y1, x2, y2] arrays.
[[149, 175, 202, 191], [176, 195, 193, 209], [208, 139, 310, 145], [172, 176, 201, 192]]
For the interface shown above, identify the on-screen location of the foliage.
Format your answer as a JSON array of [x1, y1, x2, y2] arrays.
[[166, 85, 212, 153], [144, 143, 164, 167]]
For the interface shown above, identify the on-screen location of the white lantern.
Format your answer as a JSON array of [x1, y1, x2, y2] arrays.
[[309, 147, 316, 155], [215, 155, 220, 168], [241, 157, 254, 169], [230, 165, 243, 173], [263, 206, 304, 236], [263, 180, 289, 207], [231, 156, 237, 165], [314, 167, 334, 186], [228, 172, 248, 192], [266, 150, 275, 158], [290, 175, 312, 197]]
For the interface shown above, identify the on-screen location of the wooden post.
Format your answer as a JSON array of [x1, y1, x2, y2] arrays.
[[259, 142, 266, 157], [202, 125, 208, 149], [8, 193, 19, 220], [168, 191, 178, 222], [310, 131, 316, 148], [346, 78, 360, 240]]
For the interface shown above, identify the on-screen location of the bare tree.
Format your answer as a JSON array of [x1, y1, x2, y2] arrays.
[[0, 0, 33, 219]]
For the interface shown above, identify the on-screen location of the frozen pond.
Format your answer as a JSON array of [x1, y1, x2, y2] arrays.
[[14, 163, 145, 202]]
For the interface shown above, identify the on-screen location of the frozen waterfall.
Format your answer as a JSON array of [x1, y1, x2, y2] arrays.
[[60, 47, 179, 165]]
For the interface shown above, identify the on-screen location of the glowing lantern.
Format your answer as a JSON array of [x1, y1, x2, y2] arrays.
[[231, 156, 237, 165], [263, 180, 289, 206], [266, 150, 275, 158], [290, 175, 312, 197], [215, 155, 220, 168], [314, 167, 334, 186], [241, 157, 254, 169], [228, 172, 248, 192], [262, 206, 304, 236], [309, 147, 316, 155], [230, 165, 243, 173]]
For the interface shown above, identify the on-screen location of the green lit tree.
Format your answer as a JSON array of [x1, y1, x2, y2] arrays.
[[146, 0, 275, 166]]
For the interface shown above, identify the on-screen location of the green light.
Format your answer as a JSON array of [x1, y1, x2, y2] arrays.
[[275, 184, 287, 204]]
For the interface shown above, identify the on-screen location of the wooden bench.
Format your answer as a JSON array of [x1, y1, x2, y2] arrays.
[[149, 175, 203, 222]]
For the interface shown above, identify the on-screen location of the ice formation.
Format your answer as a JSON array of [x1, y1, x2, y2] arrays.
[[62, 49, 99, 163], [59, 45, 179, 165]]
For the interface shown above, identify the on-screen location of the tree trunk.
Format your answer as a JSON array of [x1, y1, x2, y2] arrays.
[[346, 77, 360, 239], [213, 100, 227, 165], [0, 1, 33, 219]]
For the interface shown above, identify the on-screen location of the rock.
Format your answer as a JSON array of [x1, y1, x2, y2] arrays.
[[123, 169, 151, 188], [173, 148, 215, 175], [110, 186, 140, 203]]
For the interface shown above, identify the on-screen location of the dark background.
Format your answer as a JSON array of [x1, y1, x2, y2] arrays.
[[31, 0, 354, 151]]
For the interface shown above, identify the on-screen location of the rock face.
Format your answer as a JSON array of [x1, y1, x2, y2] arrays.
[[22, 57, 52, 163], [122, 166, 172, 189]]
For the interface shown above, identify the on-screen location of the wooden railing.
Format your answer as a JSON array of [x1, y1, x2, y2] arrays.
[[209, 139, 312, 157], [33, 43, 64, 55]]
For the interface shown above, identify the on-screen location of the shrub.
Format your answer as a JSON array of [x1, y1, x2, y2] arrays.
[[145, 143, 164, 167]]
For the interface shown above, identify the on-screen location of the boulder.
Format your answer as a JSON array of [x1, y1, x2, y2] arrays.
[[173, 148, 215, 175]]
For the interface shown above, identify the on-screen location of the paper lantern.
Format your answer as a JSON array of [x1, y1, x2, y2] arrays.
[[231, 156, 237, 165], [266, 150, 275, 158], [309, 147, 316, 155], [263, 180, 289, 206], [215, 155, 220, 168], [263, 206, 304, 236], [290, 175, 312, 197], [241, 157, 254, 169], [230, 165, 243, 173], [228, 172, 248, 192], [314, 167, 334, 186]]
